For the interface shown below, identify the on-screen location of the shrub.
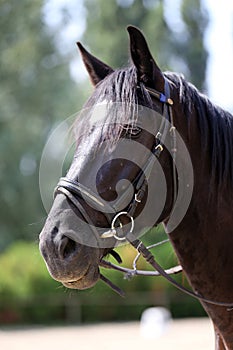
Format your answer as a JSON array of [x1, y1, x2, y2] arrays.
[[0, 237, 206, 324]]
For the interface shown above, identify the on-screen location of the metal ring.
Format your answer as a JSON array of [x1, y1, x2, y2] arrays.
[[111, 211, 135, 241]]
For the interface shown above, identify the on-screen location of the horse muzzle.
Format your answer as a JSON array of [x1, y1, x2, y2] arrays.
[[39, 217, 101, 290]]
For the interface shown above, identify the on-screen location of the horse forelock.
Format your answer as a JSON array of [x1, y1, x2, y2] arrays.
[[73, 66, 154, 149]]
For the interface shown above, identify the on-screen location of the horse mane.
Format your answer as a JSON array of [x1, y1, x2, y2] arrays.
[[75, 66, 233, 186], [165, 72, 233, 186]]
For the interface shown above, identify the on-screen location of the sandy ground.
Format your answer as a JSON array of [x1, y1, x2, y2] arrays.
[[0, 318, 214, 350]]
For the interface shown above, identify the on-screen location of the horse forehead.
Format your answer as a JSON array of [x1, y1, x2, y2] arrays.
[[68, 101, 160, 181], [67, 145, 115, 181]]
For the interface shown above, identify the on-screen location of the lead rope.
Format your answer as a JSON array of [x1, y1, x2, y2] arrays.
[[125, 238, 233, 309], [100, 229, 233, 307]]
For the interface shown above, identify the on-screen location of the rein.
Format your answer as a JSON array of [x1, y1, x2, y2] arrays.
[[101, 237, 233, 309], [54, 79, 233, 309]]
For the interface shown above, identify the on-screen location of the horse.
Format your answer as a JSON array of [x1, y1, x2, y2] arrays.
[[39, 26, 233, 349]]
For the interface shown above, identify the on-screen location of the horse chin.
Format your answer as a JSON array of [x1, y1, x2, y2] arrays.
[[62, 264, 100, 290]]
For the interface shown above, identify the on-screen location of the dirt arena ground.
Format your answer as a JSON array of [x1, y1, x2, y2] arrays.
[[0, 318, 214, 350]]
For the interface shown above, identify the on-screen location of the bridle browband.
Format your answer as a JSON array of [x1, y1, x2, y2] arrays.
[[54, 79, 233, 309]]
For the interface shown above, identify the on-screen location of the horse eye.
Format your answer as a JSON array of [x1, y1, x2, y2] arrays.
[[121, 125, 142, 138]]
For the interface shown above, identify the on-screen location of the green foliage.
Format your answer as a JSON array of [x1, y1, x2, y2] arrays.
[[82, 0, 208, 89], [178, 0, 209, 89], [0, 0, 81, 249], [83, 0, 172, 68], [0, 239, 206, 324], [0, 241, 65, 323], [0, 241, 59, 298]]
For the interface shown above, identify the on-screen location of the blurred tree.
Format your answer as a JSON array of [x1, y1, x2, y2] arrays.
[[177, 0, 208, 89], [83, 0, 171, 68], [0, 0, 79, 249], [82, 0, 208, 89]]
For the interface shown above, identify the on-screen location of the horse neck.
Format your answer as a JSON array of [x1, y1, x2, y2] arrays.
[[167, 99, 233, 281]]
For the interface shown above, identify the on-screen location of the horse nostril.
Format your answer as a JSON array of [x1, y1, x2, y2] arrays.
[[58, 236, 77, 259], [51, 226, 59, 239]]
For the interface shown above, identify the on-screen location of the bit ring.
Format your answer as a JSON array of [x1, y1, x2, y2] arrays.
[[111, 211, 134, 241]]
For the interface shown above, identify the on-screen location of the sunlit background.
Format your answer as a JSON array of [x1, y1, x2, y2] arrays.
[[0, 0, 232, 327], [43, 0, 233, 110]]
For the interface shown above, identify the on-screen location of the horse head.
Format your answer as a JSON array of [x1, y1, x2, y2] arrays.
[[39, 26, 181, 291]]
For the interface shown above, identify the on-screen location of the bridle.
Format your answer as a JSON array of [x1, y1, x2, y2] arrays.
[[54, 79, 233, 309], [55, 79, 176, 241]]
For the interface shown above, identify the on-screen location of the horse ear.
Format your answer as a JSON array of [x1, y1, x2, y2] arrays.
[[127, 26, 164, 89], [77, 42, 114, 86]]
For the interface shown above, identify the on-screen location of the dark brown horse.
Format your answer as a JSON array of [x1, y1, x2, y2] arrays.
[[39, 26, 233, 349]]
